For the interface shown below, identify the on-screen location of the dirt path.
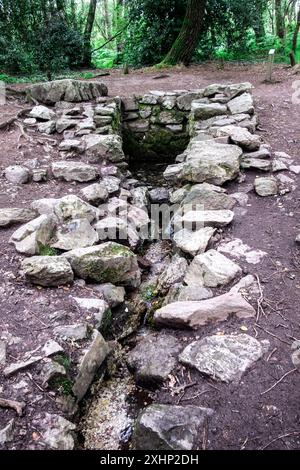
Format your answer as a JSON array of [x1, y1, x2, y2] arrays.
[[0, 63, 299, 450]]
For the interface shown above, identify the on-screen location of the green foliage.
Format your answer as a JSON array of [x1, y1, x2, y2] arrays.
[[38, 244, 59, 257], [53, 354, 72, 371]]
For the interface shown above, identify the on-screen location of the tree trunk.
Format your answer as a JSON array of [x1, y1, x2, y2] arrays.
[[83, 0, 98, 67], [103, 0, 111, 39], [275, 0, 285, 39], [161, 0, 207, 66], [290, 8, 300, 66]]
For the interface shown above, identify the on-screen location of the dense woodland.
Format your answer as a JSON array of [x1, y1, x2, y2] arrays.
[[0, 1, 299, 80]]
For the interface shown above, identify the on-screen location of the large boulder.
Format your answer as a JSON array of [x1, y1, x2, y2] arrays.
[[180, 334, 267, 383], [54, 195, 98, 223], [154, 292, 256, 329], [133, 404, 214, 450], [164, 142, 242, 185], [179, 183, 236, 211], [52, 219, 99, 251], [63, 242, 141, 287], [26, 80, 108, 105], [21, 256, 74, 287]]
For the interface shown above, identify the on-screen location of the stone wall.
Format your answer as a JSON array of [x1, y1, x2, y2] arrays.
[[121, 83, 258, 162]]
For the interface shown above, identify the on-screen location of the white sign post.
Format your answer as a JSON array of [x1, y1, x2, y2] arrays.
[[266, 49, 275, 82]]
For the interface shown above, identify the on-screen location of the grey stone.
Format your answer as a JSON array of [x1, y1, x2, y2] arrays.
[[58, 139, 84, 152], [42, 340, 64, 357], [82, 134, 124, 163], [177, 91, 205, 111], [0, 419, 14, 445], [38, 121, 56, 134], [26, 79, 108, 105], [32, 168, 48, 182], [164, 285, 213, 305], [0, 340, 6, 365], [56, 117, 77, 133], [127, 334, 182, 386], [154, 292, 256, 329], [73, 297, 110, 328], [102, 176, 121, 194], [203, 84, 226, 97], [179, 183, 236, 211], [4, 355, 43, 377], [180, 334, 266, 383], [224, 82, 253, 99], [5, 165, 30, 184], [191, 102, 227, 120], [24, 117, 37, 125], [94, 216, 140, 250], [91, 283, 125, 308], [0, 208, 37, 228], [157, 256, 188, 291], [166, 142, 242, 185], [131, 187, 149, 210], [41, 359, 66, 387], [139, 94, 158, 105], [133, 404, 213, 451], [254, 177, 278, 196], [31, 198, 58, 215], [243, 147, 271, 160], [10, 214, 56, 255], [149, 187, 169, 203], [295, 234, 300, 245], [173, 227, 215, 257], [52, 219, 98, 251], [73, 330, 110, 400], [29, 105, 55, 121], [21, 256, 74, 287], [228, 93, 254, 115], [241, 157, 271, 171], [54, 195, 98, 223], [184, 249, 242, 288], [291, 340, 300, 369], [52, 161, 98, 182], [39, 413, 76, 450], [173, 209, 234, 229], [227, 127, 260, 151], [63, 242, 141, 288], [54, 323, 88, 341]]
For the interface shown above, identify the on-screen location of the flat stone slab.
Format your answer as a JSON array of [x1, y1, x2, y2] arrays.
[[179, 334, 268, 383], [127, 334, 182, 387], [133, 404, 214, 450], [174, 209, 234, 229], [154, 292, 256, 329], [0, 208, 37, 228], [184, 249, 242, 287]]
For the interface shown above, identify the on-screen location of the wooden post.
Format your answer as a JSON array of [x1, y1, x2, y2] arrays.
[[266, 49, 275, 82]]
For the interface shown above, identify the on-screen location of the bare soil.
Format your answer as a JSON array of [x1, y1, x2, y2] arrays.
[[0, 62, 300, 450]]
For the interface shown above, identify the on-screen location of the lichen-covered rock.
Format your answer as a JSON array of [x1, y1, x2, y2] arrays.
[[21, 256, 74, 287], [73, 330, 110, 400], [9, 215, 56, 255], [52, 219, 99, 251], [80, 182, 109, 204], [173, 227, 216, 257], [179, 334, 267, 383], [179, 182, 236, 211], [227, 126, 260, 151], [52, 161, 98, 183], [254, 177, 278, 196], [228, 93, 254, 115], [5, 165, 30, 184], [154, 292, 256, 329], [173, 209, 234, 230], [164, 142, 242, 185], [54, 323, 88, 341], [29, 105, 55, 121], [82, 134, 124, 163], [0, 208, 37, 228], [191, 102, 227, 120], [54, 195, 98, 223], [63, 242, 141, 287], [157, 256, 188, 291], [184, 249, 242, 287], [94, 216, 140, 250], [37, 413, 76, 450], [127, 334, 182, 387], [26, 79, 108, 105], [133, 404, 214, 450], [91, 283, 125, 308]]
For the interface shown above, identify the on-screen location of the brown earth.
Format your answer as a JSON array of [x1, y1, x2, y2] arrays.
[[0, 62, 300, 450]]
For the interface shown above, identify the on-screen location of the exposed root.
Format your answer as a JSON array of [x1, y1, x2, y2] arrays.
[[0, 397, 26, 417]]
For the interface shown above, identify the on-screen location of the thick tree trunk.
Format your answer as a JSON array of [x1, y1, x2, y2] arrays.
[[161, 0, 207, 66], [103, 0, 111, 39], [275, 0, 285, 39], [290, 9, 300, 66], [83, 0, 98, 67]]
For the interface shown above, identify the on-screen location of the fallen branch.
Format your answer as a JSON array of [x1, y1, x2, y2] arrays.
[[261, 368, 298, 396], [0, 397, 26, 417]]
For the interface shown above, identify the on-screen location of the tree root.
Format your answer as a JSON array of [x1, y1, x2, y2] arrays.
[[0, 397, 26, 417]]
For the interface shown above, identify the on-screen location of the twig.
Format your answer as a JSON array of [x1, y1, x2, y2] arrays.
[[202, 418, 209, 450], [255, 274, 265, 323], [267, 347, 277, 362], [0, 397, 26, 417], [260, 431, 300, 450], [261, 368, 298, 395], [181, 389, 211, 402], [255, 323, 291, 345]]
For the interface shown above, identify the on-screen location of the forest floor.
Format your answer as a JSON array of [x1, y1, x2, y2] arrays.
[[0, 62, 300, 450]]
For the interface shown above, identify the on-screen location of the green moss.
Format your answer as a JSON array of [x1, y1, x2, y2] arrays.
[[38, 243, 59, 256], [141, 285, 158, 302], [52, 376, 74, 396], [53, 354, 71, 371], [100, 308, 113, 337]]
